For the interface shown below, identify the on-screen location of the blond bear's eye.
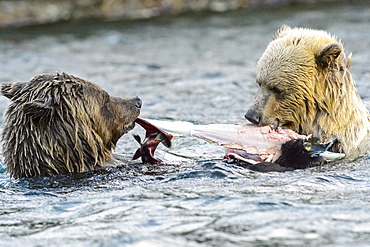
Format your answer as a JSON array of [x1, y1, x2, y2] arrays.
[[271, 86, 283, 95]]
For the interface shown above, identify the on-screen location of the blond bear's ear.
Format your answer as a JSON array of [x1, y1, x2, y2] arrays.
[[346, 53, 352, 69], [1, 82, 25, 100], [316, 43, 342, 69], [274, 25, 291, 39]]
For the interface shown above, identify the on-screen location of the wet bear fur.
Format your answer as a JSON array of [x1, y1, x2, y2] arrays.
[[245, 26, 370, 170], [1, 72, 141, 178]]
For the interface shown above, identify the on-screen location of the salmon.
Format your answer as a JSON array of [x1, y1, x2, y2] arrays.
[[133, 118, 345, 167]]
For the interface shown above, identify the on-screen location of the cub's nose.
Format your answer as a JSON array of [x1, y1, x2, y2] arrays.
[[245, 109, 261, 125], [134, 96, 142, 109]]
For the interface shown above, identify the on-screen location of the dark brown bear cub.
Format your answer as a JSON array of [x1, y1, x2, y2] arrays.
[[1, 72, 141, 178]]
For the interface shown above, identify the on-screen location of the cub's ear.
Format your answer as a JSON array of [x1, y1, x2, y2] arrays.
[[316, 43, 342, 69], [22, 100, 53, 120], [274, 25, 291, 39], [346, 52, 352, 69], [1, 82, 25, 100]]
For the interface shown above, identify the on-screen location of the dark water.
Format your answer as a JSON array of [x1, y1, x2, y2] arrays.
[[1, 3, 370, 246]]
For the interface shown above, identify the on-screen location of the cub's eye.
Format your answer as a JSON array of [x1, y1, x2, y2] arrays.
[[271, 86, 283, 95]]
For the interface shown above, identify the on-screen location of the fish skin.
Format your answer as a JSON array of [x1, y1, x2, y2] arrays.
[[133, 118, 173, 164]]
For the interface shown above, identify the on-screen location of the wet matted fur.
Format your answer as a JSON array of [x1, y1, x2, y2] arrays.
[[1, 72, 141, 178]]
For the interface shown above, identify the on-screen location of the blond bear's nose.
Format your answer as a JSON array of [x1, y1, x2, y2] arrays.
[[245, 109, 261, 125]]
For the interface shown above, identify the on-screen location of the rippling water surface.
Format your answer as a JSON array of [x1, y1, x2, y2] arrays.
[[1, 3, 370, 246]]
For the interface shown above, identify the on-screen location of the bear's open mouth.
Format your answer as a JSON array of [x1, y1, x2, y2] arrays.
[[280, 121, 295, 130]]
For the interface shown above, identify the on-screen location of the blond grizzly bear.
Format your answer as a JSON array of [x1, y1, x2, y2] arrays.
[[1, 72, 142, 178], [245, 26, 370, 161]]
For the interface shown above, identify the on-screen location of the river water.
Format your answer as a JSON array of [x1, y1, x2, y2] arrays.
[[1, 3, 370, 246]]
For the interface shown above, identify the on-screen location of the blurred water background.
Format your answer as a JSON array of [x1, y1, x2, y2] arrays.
[[1, 2, 370, 246]]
